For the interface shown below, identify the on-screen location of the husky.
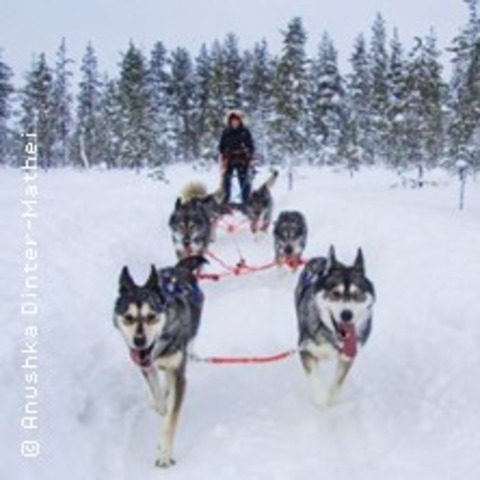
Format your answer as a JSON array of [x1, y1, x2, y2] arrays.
[[273, 211, 308, 270], [181, 181, 227, 224], [200, 189, 230, 237], [113, 256, 207, 468], [295, 247, 375, 406], [245, 170, 278, 233], [169, 182, 226, 258]]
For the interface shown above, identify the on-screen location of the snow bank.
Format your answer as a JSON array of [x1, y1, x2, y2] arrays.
[[3, 164, 480, 480]]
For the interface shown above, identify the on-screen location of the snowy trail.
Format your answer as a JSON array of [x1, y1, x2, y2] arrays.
[[3, 165, 480, 480]]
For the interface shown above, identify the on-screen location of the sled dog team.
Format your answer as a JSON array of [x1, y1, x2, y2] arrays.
[[113, 168, 376, 468]]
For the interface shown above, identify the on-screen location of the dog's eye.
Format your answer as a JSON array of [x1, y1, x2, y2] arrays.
[[123, 314, 136, 325], [145, 313, 158, 324], [351, 291, 365, 302], [330, 291, 342, 301]]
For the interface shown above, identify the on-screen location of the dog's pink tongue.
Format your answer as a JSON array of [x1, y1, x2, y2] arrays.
[[130, 349, 151, 367], [130, 349, 141, 365], [339, 323, 357, 359], [130, 348, 153, 369]]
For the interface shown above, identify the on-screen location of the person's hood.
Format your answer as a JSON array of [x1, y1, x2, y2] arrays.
[[224, 109, 248, 127]]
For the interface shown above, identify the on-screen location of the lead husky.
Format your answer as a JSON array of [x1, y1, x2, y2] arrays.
[[295, 247, 375, 406], [113, 256, 206, 467]]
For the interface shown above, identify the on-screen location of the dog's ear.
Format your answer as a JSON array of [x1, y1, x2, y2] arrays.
[[353, 248, 365, 274], [326, 245, 339, 270], [119, 266, 135, 294], [144, 265, 159, 290], [175, 197, 182, 209]]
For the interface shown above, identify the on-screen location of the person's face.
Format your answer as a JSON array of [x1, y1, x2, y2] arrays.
[[230, 117, 240, 129]]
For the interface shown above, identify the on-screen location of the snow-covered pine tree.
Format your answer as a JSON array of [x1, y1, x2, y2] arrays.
[[307, 32, 346, 165], [271, 17, 309, 162], [209, 40, 227, 113], [223, 33, 243, 109], [212, 41, 230, 121], [386, 29, 410, 169], [0, 52, 14, 165], [19, 53, 55, 169], [195, 44, 220, 163], [51, 38, 73, 167], [421, 32, 445, 167], [448, 0, 480, 165], [346, 34, 374, 165], [464, 32, 480, 169], [404, 33, 444, 169], [369, 13, 389, 162], [118, 42, 151, 170], [243, 39, 275, 163], [74, 43, 102, 168], [97, 75, 122, 169], [147, 41, 173, 167], [168, 47, 197, 161]]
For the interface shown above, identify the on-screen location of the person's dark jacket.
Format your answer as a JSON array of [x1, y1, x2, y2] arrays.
[[219, 125, 255, 161]]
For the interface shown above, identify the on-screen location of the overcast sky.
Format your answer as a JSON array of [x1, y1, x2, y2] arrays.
[[0, 0, 471, 83]]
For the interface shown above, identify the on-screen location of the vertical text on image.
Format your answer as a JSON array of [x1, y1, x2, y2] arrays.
[[20, 132, 41, 459]]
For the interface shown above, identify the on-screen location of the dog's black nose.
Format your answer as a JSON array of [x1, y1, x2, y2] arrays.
[[340, 310, 353, 322], [134, 336, 147, 348], [284, 245, 293, 255]]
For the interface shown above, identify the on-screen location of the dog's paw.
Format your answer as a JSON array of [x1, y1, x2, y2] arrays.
[[155, 452, 176, 468], [324, 387, 341, 408], [311, 393, 325, 409], [152, 400, 167, 416], [149, 394, 167, 416]]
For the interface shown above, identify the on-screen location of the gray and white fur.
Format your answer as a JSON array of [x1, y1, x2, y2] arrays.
[[245, 170, 278, 233], [169, 182, 227, 258], [113, 256, 206, 467], [295, 247, 375, 406], [273, 210, 308, 269], [169, 196, 212, 259]]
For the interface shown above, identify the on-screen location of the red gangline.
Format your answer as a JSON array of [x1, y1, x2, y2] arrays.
[[216, 217, 250, 234], [199, 251, 308, 282], [207, 250, 237, 273], [191, 349, 298, 365]]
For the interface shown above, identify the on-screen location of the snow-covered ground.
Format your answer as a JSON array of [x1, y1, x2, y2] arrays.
[[3, 164, 480, 480]]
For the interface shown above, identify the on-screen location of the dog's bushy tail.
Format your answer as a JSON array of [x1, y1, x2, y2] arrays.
[[181, 182, 208, 203], [263, 170, 279, 190], [176, 255, 208, 273]]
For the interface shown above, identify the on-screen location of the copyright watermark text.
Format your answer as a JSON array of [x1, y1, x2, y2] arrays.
[[20, 132, 40, 459]]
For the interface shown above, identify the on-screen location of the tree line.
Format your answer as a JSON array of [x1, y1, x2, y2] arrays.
[[0, 1, 479, 171]]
